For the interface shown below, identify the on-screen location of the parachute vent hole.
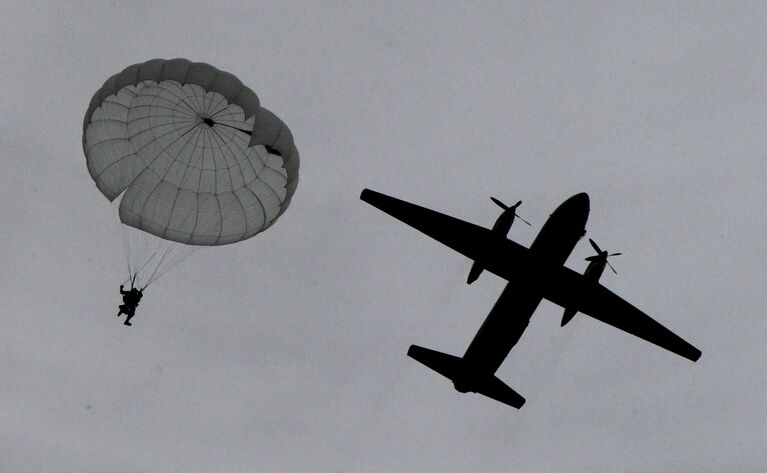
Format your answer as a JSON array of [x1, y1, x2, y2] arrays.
[[203, 117, 215, 127]]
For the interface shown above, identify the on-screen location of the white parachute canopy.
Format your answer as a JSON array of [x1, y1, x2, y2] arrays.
[[83, 58, 299, 287]]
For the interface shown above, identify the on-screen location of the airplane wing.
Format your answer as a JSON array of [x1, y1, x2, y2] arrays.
[[544, 265, 702, 362], [360, 188, 529, 281]]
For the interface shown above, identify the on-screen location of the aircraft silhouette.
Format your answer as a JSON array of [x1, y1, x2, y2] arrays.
[[360, 189, 701, 409]]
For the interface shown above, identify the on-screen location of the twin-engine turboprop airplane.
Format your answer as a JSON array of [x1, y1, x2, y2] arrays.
[[360, 188, 701, 409]]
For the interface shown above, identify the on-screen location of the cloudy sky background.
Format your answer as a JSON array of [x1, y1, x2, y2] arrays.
[[1, 1, 765, 471]]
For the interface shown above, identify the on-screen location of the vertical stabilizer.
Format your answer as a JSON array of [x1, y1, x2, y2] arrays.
[[467, 261, 484, 284]]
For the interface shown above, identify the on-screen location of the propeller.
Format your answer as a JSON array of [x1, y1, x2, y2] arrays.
[[490, 197, 531, 226], [585, 238, 621, 274]]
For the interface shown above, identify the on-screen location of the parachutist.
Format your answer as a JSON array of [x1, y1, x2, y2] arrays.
[[117, 284, 143, 327]]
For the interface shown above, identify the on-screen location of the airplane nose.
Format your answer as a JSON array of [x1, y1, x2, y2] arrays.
[[551, 192, 590, 215], [555, 192, 589, 211], [564, 192, 590, 214], [568, 192, 590, 208], [557, 193, 590, 225]]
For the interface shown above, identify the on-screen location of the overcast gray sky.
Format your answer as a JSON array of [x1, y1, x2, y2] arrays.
[[1, 1, 765, 471]]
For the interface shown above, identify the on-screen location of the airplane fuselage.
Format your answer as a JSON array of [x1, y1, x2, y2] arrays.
[[461, 193, 590, 375]]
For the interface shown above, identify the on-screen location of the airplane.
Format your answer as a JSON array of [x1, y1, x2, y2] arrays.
[[360, 188, 701, 409]]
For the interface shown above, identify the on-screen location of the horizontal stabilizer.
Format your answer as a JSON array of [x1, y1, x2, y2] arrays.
[[474, 374, 526, 409], [407, 345, 526, 409], [408, 344, 463, 380]]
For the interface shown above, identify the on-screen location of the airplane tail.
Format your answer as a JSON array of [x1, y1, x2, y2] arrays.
[[407, 345, 526, 409], [467, 261, 484, 284], [561, 308, 577, 326]]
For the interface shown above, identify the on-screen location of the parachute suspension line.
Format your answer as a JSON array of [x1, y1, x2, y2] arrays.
[[123, 224, 147, 283], [138, 199, 204, 289], [141, 245, 200, 289], [141, 246, 172, 289], [114, 196, 205, 290], [130, 248, 161, 286], [112, 200, 133, 282], [112, 199, 168, 288]]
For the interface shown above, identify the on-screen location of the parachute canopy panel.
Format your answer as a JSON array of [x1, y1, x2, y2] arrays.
[[83, 58, 299, 246]]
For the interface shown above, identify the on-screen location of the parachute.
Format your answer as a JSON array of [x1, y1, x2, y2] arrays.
[[83, 58, 299, 288]]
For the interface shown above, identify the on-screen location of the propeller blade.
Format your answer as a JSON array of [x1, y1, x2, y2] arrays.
[[513, 200, 522, 208], [585, 255, 599, 262], [606, 260, 617, 274], [515, 214, 532, 226], [609, 252, 622, 257], [589, 238, 602, 254], [491, 197, 509, 210]]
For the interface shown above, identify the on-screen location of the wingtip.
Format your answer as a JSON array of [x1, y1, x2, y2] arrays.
[[690, 349, 702, 362], [406, 344, 421, 358]]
